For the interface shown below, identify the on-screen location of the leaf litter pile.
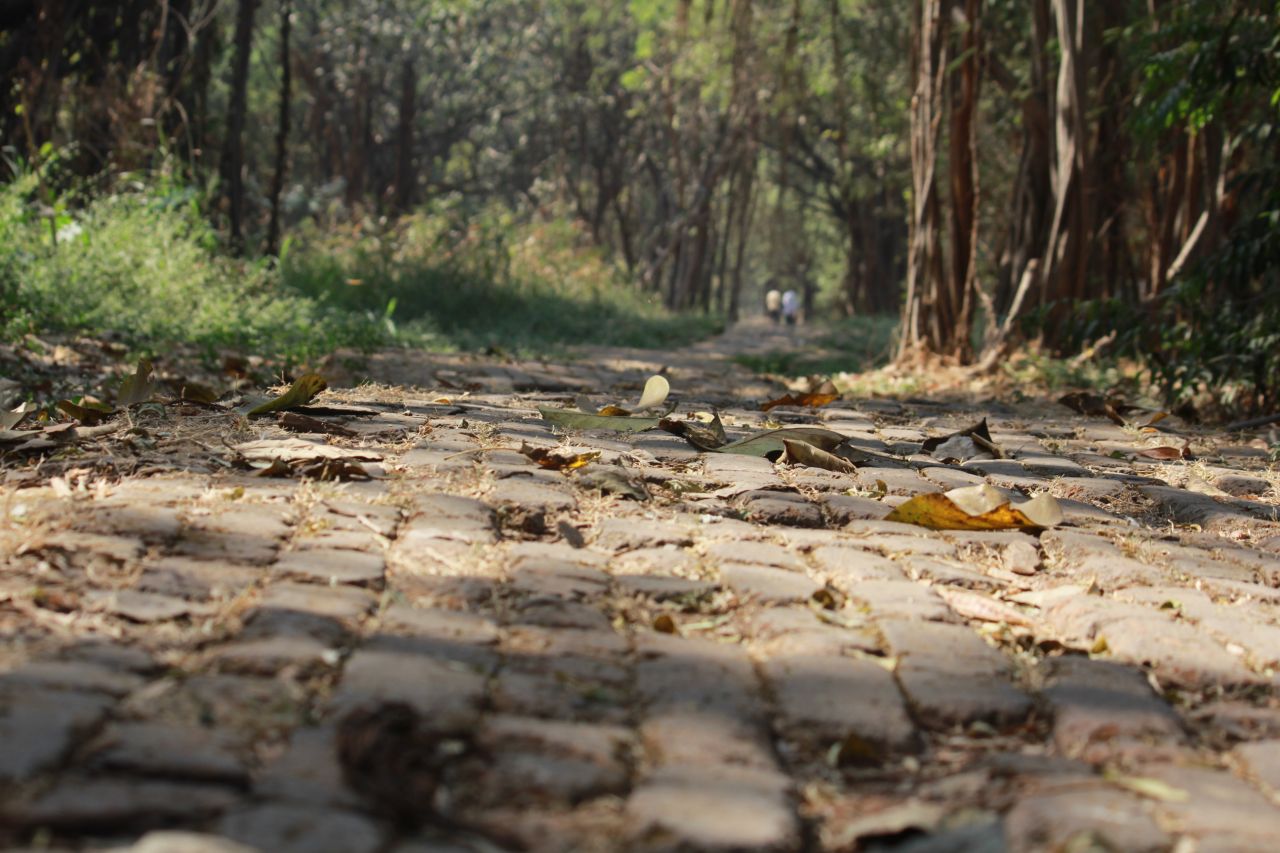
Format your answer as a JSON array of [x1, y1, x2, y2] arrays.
[[542, 378, 1069, 532], [1, 355, 393, 486]]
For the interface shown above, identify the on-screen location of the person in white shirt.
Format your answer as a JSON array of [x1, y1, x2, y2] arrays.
[[765, 287, 782, 323]]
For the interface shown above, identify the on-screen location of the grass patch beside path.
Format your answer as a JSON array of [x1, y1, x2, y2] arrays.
[[1, 180, 721, 368], [282, 213, 721, 356], [734, 315, 897, 378]]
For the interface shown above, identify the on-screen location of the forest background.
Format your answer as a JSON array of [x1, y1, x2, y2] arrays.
[[1, 0, 1277, 419]]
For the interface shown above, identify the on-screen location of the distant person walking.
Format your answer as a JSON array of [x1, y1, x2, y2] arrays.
[[765, 287, 782, 323], [781, 289, 799, 326]]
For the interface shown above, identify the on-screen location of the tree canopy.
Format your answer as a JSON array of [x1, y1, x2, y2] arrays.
[[2, 0, 1278, 414]]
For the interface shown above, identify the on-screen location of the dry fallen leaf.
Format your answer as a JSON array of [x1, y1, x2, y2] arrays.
[[922, 418, 1003, 460], [118, 359, 158, 407], [652, 614, 677, 634], [247, 374, 328, 417], [518, 442, 600, 471], [781, 438, 860, 474], [635, 374, 671, 411], [760, 392, 839, 412], [658, 415, 728, 451], [936, 588, 1034, 627], [56, 398, 115, 425], [0, 402, 35, 431], [1058, 391, 1127, 425], [886, 484, 1063, 531], [1135, 441, 1191, 461], [692, 426, 847, 460], [278, 412, 358, 437]]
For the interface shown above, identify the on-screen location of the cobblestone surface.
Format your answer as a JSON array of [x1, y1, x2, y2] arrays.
[[2, 319, 1280, 851]]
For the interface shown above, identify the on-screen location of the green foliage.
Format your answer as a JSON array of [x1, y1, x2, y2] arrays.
[[1, 176, 720, 362], [1146, 199, 1280, 416], [281, 201, 722, 355], [0, 179, 387, 361], [1125, 0, 1280, 417]]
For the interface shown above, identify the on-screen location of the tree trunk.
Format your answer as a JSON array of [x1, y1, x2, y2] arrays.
[[898, 0, 952, 359], [220, 0, 259, 253], [1036, 0, 1092, 324], [392, 55, 417, 214], [946, 0, 982, 360], [265, 0, 291, 256]]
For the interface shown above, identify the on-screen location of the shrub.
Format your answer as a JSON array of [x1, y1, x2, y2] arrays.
[[0, 178, 386, 362], [281, 200, 721, 354]]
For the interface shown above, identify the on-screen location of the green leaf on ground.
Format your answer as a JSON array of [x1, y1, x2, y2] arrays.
[[712, 426, 847, 460], [538, 407, 662, 432], [247, 374, 328, 417]]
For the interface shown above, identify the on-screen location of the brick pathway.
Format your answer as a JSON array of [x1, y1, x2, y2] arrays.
[[2, 320, 1279, 852]]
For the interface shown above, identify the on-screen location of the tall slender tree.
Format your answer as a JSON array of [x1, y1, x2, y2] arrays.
[[266, 0, 292, 256], [221, 0, 260, 252]]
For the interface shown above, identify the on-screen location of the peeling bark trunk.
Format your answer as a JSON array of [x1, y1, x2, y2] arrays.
[[899, 0, 949, 359]]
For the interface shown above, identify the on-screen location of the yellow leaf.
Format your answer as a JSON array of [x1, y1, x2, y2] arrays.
[[885, 485, 1063, 531], [597, 404, 631, 416], [761, 392, 839, 412], [518, 442, 600, 471], [247, 374, 328, 417], [635, 374, 671, 411]]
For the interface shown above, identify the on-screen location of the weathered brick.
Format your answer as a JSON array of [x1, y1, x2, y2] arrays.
[[847, 580, 954, 621], [332, 648, 486, 732], [1042, 595, 1258, 688], [705, 539, 804, 571], [626, 765, 798, 851], [471, 715, 632, 806], [1004, 785, 1169, 852], [722, 563, 819, 604], [218, 804, 384, 853], [1037, 656, 1184, 760], [86, 721, 247, 784], [0, 688, 112, 783], [763, 653, 917, 755], [880, 620, 1031, 727], [273, 548, 385, 586], [636, 634, 764, 721], [2, 778, 240, 829], [737, 490, 825, 527]]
